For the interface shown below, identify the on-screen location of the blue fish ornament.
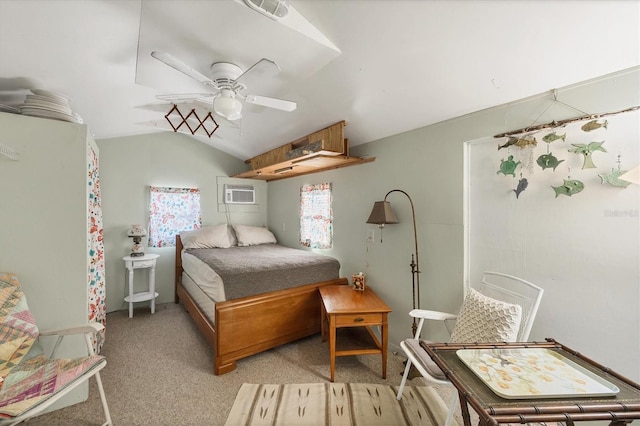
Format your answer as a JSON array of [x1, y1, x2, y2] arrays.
[[513, 178, 528, 199]]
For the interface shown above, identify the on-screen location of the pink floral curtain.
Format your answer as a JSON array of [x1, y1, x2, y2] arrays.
[[148, 187, 201, 247], [300, 183, 333, 249], [87, 146, 105, 353]]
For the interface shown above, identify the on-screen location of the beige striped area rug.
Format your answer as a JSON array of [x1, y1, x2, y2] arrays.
[[224, 383, 459, 425]]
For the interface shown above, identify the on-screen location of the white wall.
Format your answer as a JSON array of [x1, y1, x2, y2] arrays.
[[267, 67, 640, 381], [96, 131, 263, 313]]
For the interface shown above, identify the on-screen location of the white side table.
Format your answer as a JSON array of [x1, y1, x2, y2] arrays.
[[123, 254, 160, 318]]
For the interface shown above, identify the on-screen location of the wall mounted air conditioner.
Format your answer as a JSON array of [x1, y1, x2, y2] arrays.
[[224, 184, 256, 204]]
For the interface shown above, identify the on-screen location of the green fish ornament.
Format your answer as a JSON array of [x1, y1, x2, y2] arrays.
[[536, 153, 565, 171], [569, 141, 607, 169], [497, 155, 521, 177], [542, 132, 566, 143], [598, 169, 632, 188], [552, 179, 585, 197], [581, 119, 608, 132]]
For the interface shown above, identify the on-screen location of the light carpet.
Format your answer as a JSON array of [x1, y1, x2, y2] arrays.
[[225, 383, 459, 425]]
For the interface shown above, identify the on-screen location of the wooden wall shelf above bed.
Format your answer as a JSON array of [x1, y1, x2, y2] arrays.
[[233, 121, 375, 182]]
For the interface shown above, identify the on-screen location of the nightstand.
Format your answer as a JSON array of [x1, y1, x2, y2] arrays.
[[319, 285, 392, 382], [123, 254, 160, 318]]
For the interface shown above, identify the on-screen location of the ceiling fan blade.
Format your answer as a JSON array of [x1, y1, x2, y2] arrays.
[[156, 93, 214, 102], [243, 94, 297, 112], [235, 58, 281, 85], [151, 51, 217, 88]]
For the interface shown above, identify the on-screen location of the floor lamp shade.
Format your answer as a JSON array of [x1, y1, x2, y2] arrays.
[[366, 201, 399, 225]]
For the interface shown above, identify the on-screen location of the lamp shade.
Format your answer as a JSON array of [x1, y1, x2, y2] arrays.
[[366, 201, 399, 225], [214, 94, 242, 121], [127, 224, 146, 237]]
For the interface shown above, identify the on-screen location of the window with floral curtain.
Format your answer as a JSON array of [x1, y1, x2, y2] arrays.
[[300, 183, 332, 249], [148, 186, 201, 247]]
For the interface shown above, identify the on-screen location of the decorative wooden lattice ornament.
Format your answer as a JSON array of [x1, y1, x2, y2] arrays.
[[164, 104, 219, 138]]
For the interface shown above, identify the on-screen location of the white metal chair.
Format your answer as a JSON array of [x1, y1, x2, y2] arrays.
[[396, 271, 544, 425], [0, 273, 112, 426]]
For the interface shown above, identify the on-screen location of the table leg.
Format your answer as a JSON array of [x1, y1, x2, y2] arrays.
[[149, 263, 156, 314], [329, 315, 336, 382], [381, 314, 388, 379], [320, 301, 326, 342], [127, 267, 134, 319], [458, 391, 472, 426]]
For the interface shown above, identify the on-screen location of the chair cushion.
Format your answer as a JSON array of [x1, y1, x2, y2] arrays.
[[0, 273, 106, 418], [450, 288, 522, 343], [405, 339, 447, 381], [0, 354, 106, 417]]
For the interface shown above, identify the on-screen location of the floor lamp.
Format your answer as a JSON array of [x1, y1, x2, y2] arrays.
[[366, 189, 421, 336]]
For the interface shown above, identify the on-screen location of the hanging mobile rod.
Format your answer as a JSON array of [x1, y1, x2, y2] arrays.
[[494, 105, 640, 139], [0, 144, 19, 161]]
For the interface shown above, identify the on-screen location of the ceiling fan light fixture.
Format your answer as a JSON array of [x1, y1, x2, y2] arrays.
[[214, 93, 243, 121], [243, 0, 289, 20]]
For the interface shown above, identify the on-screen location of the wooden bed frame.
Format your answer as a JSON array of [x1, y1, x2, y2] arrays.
[[174, 234, 348, 375]]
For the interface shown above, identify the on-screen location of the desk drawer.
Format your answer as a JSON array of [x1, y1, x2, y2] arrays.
[[335, 312, 382, 326]]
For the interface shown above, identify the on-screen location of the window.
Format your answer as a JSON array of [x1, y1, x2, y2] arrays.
[[148, 186, 201, 247], [299, 183, 332, 249]]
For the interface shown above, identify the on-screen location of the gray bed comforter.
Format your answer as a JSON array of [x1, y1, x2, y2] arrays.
[[185, 244, 340, 300]]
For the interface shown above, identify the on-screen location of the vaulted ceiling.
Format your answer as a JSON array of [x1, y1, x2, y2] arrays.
[[0, 1, 638, 160]]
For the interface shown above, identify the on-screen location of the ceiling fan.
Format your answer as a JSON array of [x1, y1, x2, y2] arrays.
[[151, 51, 296, 121]]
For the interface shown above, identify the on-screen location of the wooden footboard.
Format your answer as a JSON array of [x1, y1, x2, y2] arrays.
[[175, 234, 347, 375]]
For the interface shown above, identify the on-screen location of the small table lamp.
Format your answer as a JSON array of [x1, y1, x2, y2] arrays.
[[127, 225, 147, 257]]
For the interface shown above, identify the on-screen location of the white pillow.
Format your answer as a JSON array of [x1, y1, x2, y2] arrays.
[[233, 224, 277, 246], [450, 288, 522, 343], [180, 224, 236, 249]]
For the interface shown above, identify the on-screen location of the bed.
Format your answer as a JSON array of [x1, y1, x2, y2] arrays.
[[174, 224, 347, 375]]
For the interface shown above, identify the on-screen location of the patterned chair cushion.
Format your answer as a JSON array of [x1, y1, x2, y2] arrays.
[[0, 273, 105, 418], [449, 288, 522, 343]]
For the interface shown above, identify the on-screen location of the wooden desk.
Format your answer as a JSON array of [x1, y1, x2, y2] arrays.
[[422, 339, 640, 425], [319, 285, 391, 382]]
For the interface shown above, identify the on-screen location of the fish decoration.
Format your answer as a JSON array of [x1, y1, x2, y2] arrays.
[[581, 119, 608, 132], [598, 168, 632, 188], [497, 155, 521, 177], [497, 136, 537, 150], [542, 132, 566, 143], [551, 179, 585, 198], [536, 153, 565, 171], [515, 136, 537, 149], [498, 137, 518, 150], [568, 141, 607, 169], [513, 178, 528, 199]]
